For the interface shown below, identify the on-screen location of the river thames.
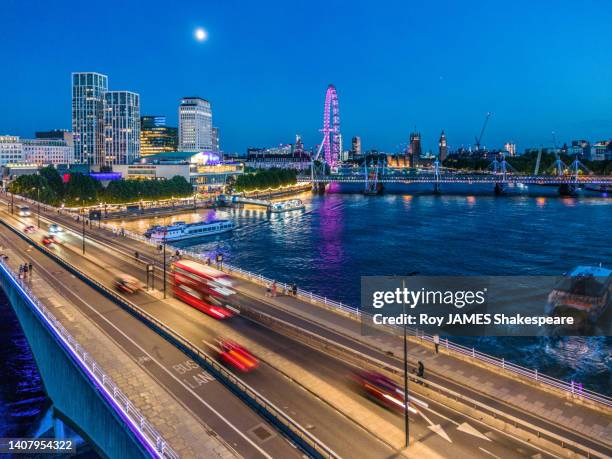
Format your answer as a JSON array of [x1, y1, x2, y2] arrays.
[[1, 186, 611, 437]]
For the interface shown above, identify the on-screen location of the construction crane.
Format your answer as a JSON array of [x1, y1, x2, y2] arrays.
[[474, 112, 492, 151]]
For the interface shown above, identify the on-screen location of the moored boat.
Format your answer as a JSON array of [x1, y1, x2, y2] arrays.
[[150, 220, 234, 242]]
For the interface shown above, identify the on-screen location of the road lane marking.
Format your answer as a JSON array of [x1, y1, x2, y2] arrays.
[[457, 422, 491, 441], [479, 447, 501, 458]]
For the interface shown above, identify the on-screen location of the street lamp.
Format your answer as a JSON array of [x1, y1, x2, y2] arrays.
[[158, 229, 168, 299], [82, 208, 86, 254], [32, 186, 41, 228]]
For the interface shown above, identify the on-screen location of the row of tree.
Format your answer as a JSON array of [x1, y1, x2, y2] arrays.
[[231, 168, 298, 192], [443, 151, 612, 175], [8, 166, 193, 206]]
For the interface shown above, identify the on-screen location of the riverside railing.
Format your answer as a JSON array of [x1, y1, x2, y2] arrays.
[[8, 192, 612, 409], [0, 258, 178, 459]]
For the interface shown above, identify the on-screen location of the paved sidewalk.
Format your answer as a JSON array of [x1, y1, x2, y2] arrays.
[[232, 277, 612, 448], [1, 247, 235, 459]]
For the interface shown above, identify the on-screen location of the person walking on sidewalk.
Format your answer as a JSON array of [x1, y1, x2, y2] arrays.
[[417, 361, 425, 381], [271, 281, 277, 297], [433, 334, 440, 354], [28, 262, 33, 278], [292, 283, 298, 297]]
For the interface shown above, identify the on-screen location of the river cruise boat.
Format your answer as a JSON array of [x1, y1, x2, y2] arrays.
[[268, 199, 305, 213], [150, 220, 234, 242], [546, 265, 612, 327]]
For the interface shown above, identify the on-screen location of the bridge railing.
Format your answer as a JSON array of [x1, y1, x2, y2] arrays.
[[0, 258, 179, 459], [8, 193, 612, 409]]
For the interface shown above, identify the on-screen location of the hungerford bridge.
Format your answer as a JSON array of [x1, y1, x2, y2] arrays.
[[301, 157, 612, 195]]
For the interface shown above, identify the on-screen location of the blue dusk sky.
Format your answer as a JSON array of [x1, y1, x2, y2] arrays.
[[1, 0, 611, 153]]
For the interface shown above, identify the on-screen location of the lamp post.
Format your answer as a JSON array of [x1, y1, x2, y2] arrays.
[[82, 209, 86, 254], [11, 191, 14, 215], [34, 187, 41, 228]]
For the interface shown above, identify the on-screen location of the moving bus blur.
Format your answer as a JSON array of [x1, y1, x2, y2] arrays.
[[17, 205, 31, 217], [172, 259, 237, 319]]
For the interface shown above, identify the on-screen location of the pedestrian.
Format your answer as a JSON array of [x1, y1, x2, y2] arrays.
[[271, 281, 277, 297], [28, 262, 32, 277], [23, 263, 28, 278], [266, 283, 272, 297], [18, 264, 23, 279], [417, 361, 425, 381], [433, 334, 440, 354], [206, 257, 211, 266], [292, 283, 298, 297]]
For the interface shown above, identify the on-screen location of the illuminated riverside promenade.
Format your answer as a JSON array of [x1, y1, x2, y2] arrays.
[[0, 192, 610, 458]]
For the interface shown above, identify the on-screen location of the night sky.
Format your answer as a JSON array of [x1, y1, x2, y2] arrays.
[[1, 0, 611, 153]]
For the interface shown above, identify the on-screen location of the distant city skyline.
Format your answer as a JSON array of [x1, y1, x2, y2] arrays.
[[2, 0, 611, 154]]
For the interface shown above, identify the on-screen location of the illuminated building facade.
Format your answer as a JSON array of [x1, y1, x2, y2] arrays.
[[439, 130, 448, 163], [179, 97, 212, 152], [104, 91, 141, 165], [72, 72, 108, 166], [140, 116, 178, 156]]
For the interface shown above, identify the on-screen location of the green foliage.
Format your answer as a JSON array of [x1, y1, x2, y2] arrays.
[[8, 169, 194, 206], [100, 176, 193, 203], [8, 174, 59, 204], [233, 168, 298, 192], [63, 173, 101, 205], [39, 166, 64, 198]]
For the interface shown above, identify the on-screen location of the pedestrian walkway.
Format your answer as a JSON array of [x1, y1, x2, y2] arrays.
[[231, 277, 612, 448], [0, 246, 236, 459]]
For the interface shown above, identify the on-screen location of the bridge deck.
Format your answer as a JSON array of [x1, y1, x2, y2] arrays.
[[0, 226, 297, 459]]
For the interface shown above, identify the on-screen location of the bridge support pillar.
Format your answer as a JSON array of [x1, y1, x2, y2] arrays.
[[433, 183, 441, 195], [558, 183, 577, 197], [494, 183, 505, 195], [312, 182, 326, 194]]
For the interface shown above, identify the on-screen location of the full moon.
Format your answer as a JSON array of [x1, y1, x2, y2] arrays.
[[195, 28, 207, 42]]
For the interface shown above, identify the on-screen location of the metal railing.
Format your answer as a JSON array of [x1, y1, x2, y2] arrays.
[[0, 258, 178, 459], [9, 193, 612, 408]]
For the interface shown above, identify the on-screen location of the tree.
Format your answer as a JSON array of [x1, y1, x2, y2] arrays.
[[64, 173, 100, 205], [39, 166, 64, 198]]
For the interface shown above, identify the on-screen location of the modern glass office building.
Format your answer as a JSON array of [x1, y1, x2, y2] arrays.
[[72, 72, 108, 166], [178, 97, 212, 152], [104, 91, 141, 165], [140, 116, 178, 156]]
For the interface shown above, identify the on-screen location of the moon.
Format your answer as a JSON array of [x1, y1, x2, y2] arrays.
[[195, 28, 207, 42]]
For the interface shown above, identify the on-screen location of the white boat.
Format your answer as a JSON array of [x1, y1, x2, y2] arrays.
[[150, 220, 234, 242], [268, 199, 306, 213]]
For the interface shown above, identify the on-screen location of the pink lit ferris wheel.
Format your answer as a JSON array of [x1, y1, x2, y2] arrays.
[[315, 84, 341, 167]]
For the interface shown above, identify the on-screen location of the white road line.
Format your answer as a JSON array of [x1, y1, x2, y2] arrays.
[[24, 249, 273, 459], [479, 447, 501, 458]]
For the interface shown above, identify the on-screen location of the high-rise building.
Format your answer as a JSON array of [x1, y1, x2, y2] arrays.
[[140, 116, 178, 156], [104, 91, 141, 165], [409, 131, 422, 167], [438, 130, 448, 163], [72, 72, 108, 167], [351, 136, 362, 158], [178, 97, 212, 151], [504, 142, 516, 157], [211, 127, 220, 153], [0, 135, 24, 166]]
